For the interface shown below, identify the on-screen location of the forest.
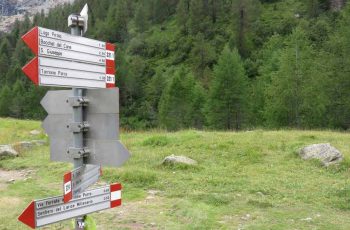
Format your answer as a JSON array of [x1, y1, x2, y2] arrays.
[[0, 0, 349, 131]]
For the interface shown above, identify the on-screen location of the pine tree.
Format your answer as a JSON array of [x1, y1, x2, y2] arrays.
[[159, 68, 196, 130], [231, 0, 261, 57], [176, 0, 190, 34], [206, 46, 248, 130], [9, 80, 25, 118], [264, 28, 328, 128], [190, 34, 216, 82], [0, 85, 12, 117], [135, 1, 148, 33]]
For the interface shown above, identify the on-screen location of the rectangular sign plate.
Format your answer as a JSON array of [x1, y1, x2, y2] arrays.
[[18, 183, 122, 229], [63, 164, 102, 203], [22, 26, 116, 88]]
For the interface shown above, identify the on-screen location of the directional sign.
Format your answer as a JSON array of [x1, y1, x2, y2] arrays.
[[18, 183, 122, 229], [63, 164, 102, 203], [41, 88, 130, 167], [21, 26, 116, 88]]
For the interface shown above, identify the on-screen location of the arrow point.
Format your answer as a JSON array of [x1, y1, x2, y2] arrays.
[[22, 57, 39, 85], [18, 201, 35, 229], [22, 26, 38, 55]]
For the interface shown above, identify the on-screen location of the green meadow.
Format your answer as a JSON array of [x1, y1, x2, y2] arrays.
[[1, 118, 350, 229]]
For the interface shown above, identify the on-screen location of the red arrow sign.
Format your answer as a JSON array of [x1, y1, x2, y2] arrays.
[[22, 27, 38, 55], [18, 201, 35, 229], [22, 57, 38, 85]]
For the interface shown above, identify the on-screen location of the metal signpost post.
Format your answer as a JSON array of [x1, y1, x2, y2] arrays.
[[18, 4, 130, 229], [69, 10, 88, 229]]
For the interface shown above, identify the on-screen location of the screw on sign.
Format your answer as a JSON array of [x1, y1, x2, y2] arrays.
[[17, 4, 130, 229]]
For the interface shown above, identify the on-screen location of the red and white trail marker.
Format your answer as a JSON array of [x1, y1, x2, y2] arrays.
[[63, 164, 102, 203], [18, 183, 122, 229], [22, 26, 116, 88]]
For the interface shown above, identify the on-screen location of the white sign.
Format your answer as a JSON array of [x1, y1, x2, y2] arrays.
[[18, 183, 122, 229], [22, 26, 116, 88], [64, 164, 102, 203]]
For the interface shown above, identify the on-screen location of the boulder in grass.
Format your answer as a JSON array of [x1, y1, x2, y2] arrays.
[[0, 145, 18, 158], [299, 143, 343, 166], [162, 154, 197, 166]]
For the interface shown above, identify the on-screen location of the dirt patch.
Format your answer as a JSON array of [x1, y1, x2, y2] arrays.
[[94, 191, 166, 229], [0, 169, 35, 190], [0, 197, 22, 208]]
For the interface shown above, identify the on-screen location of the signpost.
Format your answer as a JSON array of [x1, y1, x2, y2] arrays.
[[18, 183, 122, 229], [18, 4, 130, 229], [21, 27, 115, 88], [63, 164, 102, 203]]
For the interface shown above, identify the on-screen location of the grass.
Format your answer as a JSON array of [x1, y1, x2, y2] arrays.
[[1, 118, 350, 229]]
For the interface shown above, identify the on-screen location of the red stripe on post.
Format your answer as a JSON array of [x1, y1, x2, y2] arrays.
[[110, 183, 122, 191], [106, 67, 115, 75], [106, 42, 116, 51], [110, 183, 122, 208], [106, 59, 115, 69], [110, 199, 122, 208], [63, 172, 72, 203], [106, 83, 115, 88]]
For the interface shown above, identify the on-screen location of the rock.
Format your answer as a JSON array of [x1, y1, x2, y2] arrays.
[[7, 179, 15, 183], [0, 145, 18, 158], [299, 143, 343, 166], [162, 154, 197, 166], [31, 140, 46, 146], [30, 130, 41, 135]]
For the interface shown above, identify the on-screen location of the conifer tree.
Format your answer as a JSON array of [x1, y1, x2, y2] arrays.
[[206, 46, 248, 130], [0, 85, 12, 117], [159, 68, 196, 130], [264, 28, 328, 128]]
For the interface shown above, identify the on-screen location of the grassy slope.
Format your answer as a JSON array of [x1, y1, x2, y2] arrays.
[[1, 118, 350, 229]]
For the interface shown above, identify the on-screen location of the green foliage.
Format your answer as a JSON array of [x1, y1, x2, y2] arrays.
[[1, 0, 350, 130], [206, 46, 248, 129], [159, 68, 205, 130], [142, 135, 170, 147], [263, 27, 329, 128]]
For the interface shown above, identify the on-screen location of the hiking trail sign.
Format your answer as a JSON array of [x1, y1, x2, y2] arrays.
[[18, 4, 130, 229], [63, 164, 102, 203], [18, 183, 122, 229], [21, 26, 115, 88]]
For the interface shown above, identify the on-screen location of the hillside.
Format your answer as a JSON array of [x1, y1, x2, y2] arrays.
[[0, 0, 75, 32], [1, 118, 350, 229], [2, 0, 350, 131]]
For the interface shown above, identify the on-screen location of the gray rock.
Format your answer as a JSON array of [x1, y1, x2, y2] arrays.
[[299, 143, 343, 166], [162, 154, 197, 166], [0, 145, 18, 158], [30, 130, 41, 135]]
